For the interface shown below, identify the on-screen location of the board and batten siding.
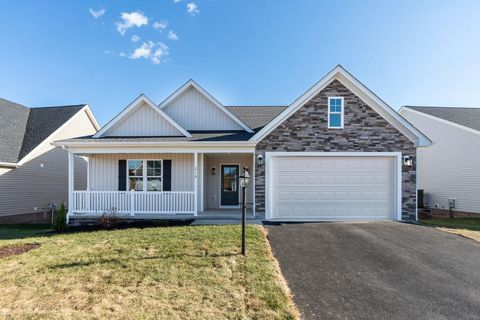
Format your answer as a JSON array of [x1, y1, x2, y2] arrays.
[[401, 108, 480, 213], [89, 153, 194, 191], [163, 87, 244, 131], [104, 102, 184, 137], [203, 155, 253, 209], [0, 109, 96, 217]]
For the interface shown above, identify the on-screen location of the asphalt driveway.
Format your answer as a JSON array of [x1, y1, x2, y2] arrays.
[[265, 222, 480, 320]]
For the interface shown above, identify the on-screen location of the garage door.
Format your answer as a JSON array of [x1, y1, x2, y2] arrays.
[[267, 154, 398, 221]]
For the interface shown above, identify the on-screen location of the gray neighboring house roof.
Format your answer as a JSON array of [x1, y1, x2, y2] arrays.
[[406, 106, 480, 132], [56, 105, 288, 144], [0, 98, 85, 163]]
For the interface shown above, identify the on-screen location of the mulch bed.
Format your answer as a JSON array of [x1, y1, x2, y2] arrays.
[[0, 243, 40, 258]]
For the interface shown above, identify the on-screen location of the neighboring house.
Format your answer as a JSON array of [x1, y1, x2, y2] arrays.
[[400, 106, 480, 216], [0, 98, 99, 223], [54, 65, 431, 223]]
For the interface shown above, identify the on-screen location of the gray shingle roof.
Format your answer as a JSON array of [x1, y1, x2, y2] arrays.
[[57, 131, 256, 143], [406, 106, 480, 132], [0, 98, 85, 163], [0, 98, 30, 163], [226, 106, 287, 130]]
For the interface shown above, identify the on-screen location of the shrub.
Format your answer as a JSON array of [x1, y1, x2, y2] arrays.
[[54, 203, 67, 231], [100, 207, 119, 229]]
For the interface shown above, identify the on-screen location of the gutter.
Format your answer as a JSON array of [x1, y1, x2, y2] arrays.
[[0, 161, 20, 168], [52, 140, 257, 148]]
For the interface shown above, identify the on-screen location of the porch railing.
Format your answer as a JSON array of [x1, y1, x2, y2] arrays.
[[72, 191, 196, 215]]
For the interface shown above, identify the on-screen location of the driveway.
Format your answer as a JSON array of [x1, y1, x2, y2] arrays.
[[265, 222, 480, 320]]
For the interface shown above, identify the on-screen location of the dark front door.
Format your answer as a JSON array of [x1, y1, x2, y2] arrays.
[[221, 165, 239, 206]]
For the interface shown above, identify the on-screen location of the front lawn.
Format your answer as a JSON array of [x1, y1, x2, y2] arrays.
[[419, 218, 480, 242], [0, 224, 53, 240], [0, 225, 297, 319]]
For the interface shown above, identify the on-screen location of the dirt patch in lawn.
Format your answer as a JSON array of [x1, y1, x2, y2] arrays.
[[0, 243, 40, 258]]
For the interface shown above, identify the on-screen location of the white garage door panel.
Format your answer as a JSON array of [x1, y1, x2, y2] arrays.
[[269, 156, 397, 220]]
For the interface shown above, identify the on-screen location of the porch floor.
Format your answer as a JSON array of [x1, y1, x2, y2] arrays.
[[69, 209, 263, 225]]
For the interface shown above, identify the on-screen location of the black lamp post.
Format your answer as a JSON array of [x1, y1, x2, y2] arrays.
[[239, 167, 250, 256]]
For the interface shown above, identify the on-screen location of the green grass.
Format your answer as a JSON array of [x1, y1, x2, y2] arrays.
[[0, 225, 297, 319], [0, 224, 53, 240], [419, 218, 480, 231]]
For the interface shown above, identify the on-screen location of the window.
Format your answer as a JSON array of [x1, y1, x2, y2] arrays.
[[127, 159, 163, 191], [328, 97, 344, 128]]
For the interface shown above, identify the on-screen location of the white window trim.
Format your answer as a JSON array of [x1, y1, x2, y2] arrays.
[[127, 159, 163, 192], [328, 96, 344, 129]]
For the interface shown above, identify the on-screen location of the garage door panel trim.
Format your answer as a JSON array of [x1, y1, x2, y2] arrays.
[[265, 152, 402, 221]]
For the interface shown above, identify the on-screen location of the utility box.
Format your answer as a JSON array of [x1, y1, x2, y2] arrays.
[[448, 198, 456, 209]]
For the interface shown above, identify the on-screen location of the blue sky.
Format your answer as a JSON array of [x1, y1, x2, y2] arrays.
[[1, 0, 480, 125]]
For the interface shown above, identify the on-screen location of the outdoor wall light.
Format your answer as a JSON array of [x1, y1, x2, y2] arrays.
[[403, 155, 413, 166], [211, 167, 216, 175], [257, 154, 264, 166]]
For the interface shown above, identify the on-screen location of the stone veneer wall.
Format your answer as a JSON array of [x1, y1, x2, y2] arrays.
[[255, 79, 417, 220]]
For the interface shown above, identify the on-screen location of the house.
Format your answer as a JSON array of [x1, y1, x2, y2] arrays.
[[53, 65, 431, 223], [400, 106, 480, 216], [0, 98, 99, 223]]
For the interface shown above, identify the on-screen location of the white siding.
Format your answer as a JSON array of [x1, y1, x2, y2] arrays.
[[163, 87, 244, 131], [104, 102, 184, 137], [401, 109, 480, 213], [89, 153, 194, 191], [0, 109, 97, 217], [203, 155, 253, 209]]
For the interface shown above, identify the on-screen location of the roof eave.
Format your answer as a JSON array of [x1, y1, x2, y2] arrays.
[[0, 161, 20, 168]]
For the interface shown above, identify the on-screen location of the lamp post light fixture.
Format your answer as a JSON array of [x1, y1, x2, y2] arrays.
[[239, 167, 250, 256]]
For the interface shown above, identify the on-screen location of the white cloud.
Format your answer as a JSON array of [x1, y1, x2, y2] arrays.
[[174, 0, 182, 3], [127, 41, 169, 64], [116, 11, 149, 35], [153, 20, 168, 30], [131, 35, 140, 42], [89, 8, 106, 18], [168, 30, 178, 40], [186, 3, 199, 16]]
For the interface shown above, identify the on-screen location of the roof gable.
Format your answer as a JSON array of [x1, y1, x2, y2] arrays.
[[160, 80, 253, 132], [250, 65, 432, 147], [0, 98, 98, 165], [94, 95, 191, 138]]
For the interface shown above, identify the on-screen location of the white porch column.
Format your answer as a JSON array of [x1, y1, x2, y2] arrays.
[[67, 151, 75, 224], [86, 156, 90, 191], [194, 152, 198, 216], [199, 153, 204, 212]]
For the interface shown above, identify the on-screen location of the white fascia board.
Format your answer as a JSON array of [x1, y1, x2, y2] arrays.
[[0, 161, 20, 168], [250, 65, 432, 147], [93, 94, 191, 138], [159, 80, 254, 133], [84, 105, 101, 131], [400, 107, 480, 137], [59, 144, 256, 155], [53, 140, 256, 148], [18, 105, 97, 165]]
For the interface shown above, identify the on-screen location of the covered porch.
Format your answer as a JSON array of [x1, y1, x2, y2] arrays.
[[66, 144, 255, 223]]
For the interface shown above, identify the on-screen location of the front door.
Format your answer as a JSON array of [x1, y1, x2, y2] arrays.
[[221, 165, 239, 206]]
